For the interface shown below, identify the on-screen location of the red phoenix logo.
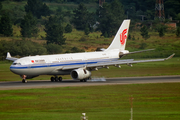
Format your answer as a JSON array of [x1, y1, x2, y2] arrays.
[[120, 29, 127, 45]]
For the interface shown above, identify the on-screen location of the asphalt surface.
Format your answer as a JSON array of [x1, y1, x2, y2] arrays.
[[0, 75, 180, 90]]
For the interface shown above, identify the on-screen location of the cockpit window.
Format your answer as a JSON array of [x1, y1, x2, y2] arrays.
[[13, 63, 21, 65]]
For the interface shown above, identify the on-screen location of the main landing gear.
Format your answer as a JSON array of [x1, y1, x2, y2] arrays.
[[80, 79, 87, 82], [51, 76, 62, 82], [80, 77, 91, 82]]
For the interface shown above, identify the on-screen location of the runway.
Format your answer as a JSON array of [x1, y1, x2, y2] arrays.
[[0, 75, 180, 90]]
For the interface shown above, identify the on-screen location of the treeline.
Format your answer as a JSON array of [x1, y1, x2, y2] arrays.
[[0, 0, 126, 40], [0, 0, 180, 58], [0, 0, 180, 38], [2, 0, 179, 20], [0, 40, 84, 60], [0, 0, 99, 3]]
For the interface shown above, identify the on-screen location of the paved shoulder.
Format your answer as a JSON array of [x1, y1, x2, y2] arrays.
[[0, 75, 180, 90]]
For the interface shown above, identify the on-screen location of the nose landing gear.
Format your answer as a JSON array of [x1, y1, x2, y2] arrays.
[[22, 75, 27, 83]]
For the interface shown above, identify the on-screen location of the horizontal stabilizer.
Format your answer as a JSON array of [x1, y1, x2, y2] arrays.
[[165, 53, 175, 60], [127, 49, 155, 55]]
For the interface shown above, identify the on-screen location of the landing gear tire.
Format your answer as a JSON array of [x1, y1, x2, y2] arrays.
[[80, 79, 87, 82], [55, 77, 58, 82], [58, 77, 62, 82], [51, 76, 62, 82], [22, 79, 27, 83], [51, 77, 55, 82]]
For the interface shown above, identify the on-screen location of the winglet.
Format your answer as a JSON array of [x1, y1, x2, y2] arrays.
[[6, 52, 11, 58], [6, 52, 18, 61], [165, 53, 175, 60]]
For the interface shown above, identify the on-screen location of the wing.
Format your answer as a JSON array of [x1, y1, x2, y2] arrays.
[[60, 53, 175, 70], [6, 52, 18, 61], [60, 59, 134, 70]]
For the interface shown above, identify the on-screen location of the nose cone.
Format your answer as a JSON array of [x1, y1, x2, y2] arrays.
[[10, 65, 17, 74], [10, 64, 21, 75]]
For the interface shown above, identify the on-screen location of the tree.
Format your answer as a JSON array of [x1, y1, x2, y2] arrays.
[[25, 0, 50, 19], [97, 0, 125, 37], [176, 26, 180, 37], [165, 0, 180, 19], [84, 24, 90, 35], [72, 3, 95, 31], [140, 25, 150, 40], [20, 12, 38, 38], [41, 3, 51, 17], [45, 16, 66, 45], [72, 3, 88, 30], [156, 24, 167, 37], [0, 2, 2, 11], [65, 24, 72, 33], [0, 13, 13, 37], [158, 27, 164, 37]]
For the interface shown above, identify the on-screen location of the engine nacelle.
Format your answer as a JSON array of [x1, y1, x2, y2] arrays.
[[71, 68, 91, 80]]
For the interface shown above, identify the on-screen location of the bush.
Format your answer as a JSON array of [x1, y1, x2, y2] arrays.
[[71, 47, 84, 53], [79, 36, 87, 42], [65, 24, 72, 33], [156, 24, 168, 37], [140, 25, 150, 40], [0, 40, 47, 57], [45, 43, 62, 54]]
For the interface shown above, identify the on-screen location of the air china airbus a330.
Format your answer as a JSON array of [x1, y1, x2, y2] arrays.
[[6, 19, 175, 83]]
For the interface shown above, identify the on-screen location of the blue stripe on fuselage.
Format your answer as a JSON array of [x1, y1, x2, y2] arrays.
[[10, 58, 116, 69]]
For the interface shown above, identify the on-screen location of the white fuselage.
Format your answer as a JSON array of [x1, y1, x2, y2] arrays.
[[10, 49, 120, 76], [8, 20, 131, 81]]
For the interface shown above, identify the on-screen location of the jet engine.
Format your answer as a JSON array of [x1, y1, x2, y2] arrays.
[[71, 68, 91, 80]]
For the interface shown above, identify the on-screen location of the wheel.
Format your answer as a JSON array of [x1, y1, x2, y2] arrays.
[[83, 79, 87, 82], [80, 80, 83, 82], [55, 77, 58, 82], [22, 79, 27, 83], [51, 77, 55, 82], [58, 77, 62, 82]]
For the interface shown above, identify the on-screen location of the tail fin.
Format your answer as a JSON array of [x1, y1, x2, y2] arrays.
[[105, 19, 130, 52]]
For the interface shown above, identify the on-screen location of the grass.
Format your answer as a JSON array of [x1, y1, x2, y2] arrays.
[[0, 57, 180, 82], [0, 83, 180, 119]]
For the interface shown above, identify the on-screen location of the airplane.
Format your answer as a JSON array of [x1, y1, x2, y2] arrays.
[[6, 19, 175, 83]]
